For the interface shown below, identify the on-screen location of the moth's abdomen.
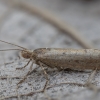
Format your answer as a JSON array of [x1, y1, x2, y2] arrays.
[[34, 48, 100, 70]]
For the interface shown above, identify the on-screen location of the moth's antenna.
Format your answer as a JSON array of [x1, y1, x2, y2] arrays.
[[0, 49, 23, 51], [0, 40, 27, 50]]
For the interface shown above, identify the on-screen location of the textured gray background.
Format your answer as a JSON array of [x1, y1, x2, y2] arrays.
[[0, 0, 100, 100]]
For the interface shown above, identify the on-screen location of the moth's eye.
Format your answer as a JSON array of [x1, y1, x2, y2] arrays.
[[27, 54, 29, 58]]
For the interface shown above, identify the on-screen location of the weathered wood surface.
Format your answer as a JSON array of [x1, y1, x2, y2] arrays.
[[0, 0, 100, 100]]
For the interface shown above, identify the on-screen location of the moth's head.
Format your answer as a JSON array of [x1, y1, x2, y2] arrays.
[[21, 50, 33, 59]]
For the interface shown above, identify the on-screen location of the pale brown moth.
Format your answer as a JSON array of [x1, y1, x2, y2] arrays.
[[0, 40, 99, 92]]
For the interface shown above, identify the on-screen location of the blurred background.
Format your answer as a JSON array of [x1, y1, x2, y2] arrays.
[[0, 0, 100, 100]]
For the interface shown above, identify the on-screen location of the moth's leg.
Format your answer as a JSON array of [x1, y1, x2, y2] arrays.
[[0, 61, 15, 66], [85, 67, 98, 91], [16, 59, 31, 70], [17, 60, 34, 86], [84, 67, 100, 99], [38, 61, 52, 100], [38, 61, 49, 92], [86, 68, 97, 85]]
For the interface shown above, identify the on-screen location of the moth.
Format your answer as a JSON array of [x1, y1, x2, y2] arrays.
[[0, 40, 99, 92]]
